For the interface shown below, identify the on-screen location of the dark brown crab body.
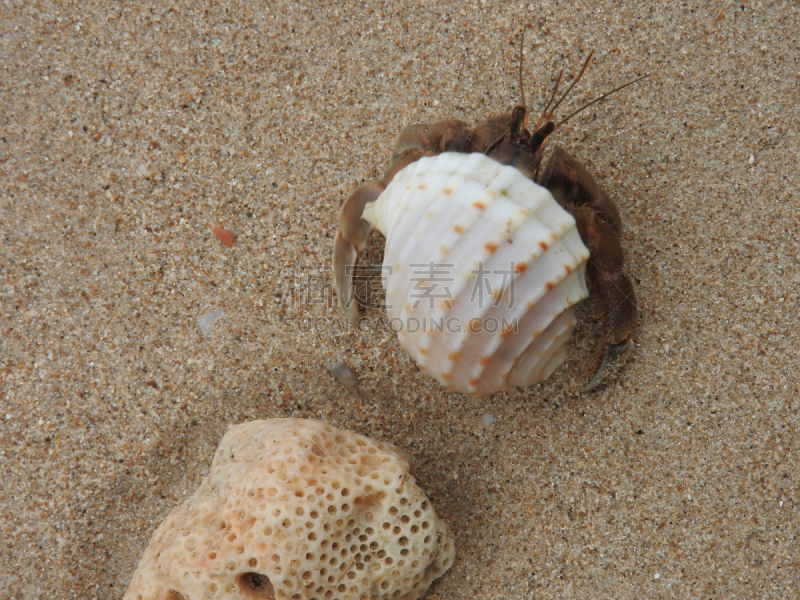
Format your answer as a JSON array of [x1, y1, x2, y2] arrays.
[[333, 51, 641, 395]]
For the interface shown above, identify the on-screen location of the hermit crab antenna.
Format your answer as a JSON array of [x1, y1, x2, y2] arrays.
[[556, 74, 649, 128], [534, 68, 563, 129], [548, 50, 595, 119], [517, 30, 527, 109]]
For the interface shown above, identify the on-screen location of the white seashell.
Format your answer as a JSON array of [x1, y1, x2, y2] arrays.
[[362, 152, 590, 397]]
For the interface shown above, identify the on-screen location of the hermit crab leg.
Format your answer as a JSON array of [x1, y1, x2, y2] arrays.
[[333, 180, 385, 323], [565, 204, 638, 393]]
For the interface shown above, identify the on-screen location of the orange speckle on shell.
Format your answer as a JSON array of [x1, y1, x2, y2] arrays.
[[442, 187, 453, 195], [419, 183, 427, 190], [472, 201, 486, 210], [539, 241, 548, 251], [469, 377, 481, 387], [453, 225, 465, 234], [441, 373, 451, 381], [516, 262, 528, 275], [479, 356, 492, 367], [418, 348, 428, 355], [500, 324, 514, 339], [485, 242, 498, 253], [468, 318, 482, 333], [545, 282, 555, 291], [448, 352, 459, 361], [213, 226, 234, 247], [565, 265, 572, 275]]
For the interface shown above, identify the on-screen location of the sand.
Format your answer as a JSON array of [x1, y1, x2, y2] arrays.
[[1, 1, 798, 598]]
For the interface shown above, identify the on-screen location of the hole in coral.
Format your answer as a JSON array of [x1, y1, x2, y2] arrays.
[[165, 591, 186, 600], [236, 572, 276, 599]]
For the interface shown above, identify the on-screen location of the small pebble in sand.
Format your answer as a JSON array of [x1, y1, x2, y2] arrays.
[[483, 414, 496, 426], [212, 225, 234, 246], [197, 307, 223, 336], [327, 360, 358, 386]]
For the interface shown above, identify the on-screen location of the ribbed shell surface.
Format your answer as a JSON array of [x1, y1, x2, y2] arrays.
[[363, 152, 590, 396]]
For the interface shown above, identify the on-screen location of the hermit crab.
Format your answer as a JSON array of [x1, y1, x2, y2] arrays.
[[332, 48, 642, 396]]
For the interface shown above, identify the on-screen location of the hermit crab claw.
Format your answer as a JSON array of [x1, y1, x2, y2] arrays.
[[332, 180, 385, 324]]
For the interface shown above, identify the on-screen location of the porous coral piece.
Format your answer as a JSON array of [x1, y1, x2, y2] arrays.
[[124, 419, 455, 600]]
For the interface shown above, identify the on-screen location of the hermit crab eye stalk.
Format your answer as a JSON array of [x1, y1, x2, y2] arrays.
[[509, 105, 528, 139], [528, 121, 555, 154]]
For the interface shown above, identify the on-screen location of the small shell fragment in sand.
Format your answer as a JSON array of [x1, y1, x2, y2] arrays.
[[198, 307, 223, 336], [327, 360, 358, 387]]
